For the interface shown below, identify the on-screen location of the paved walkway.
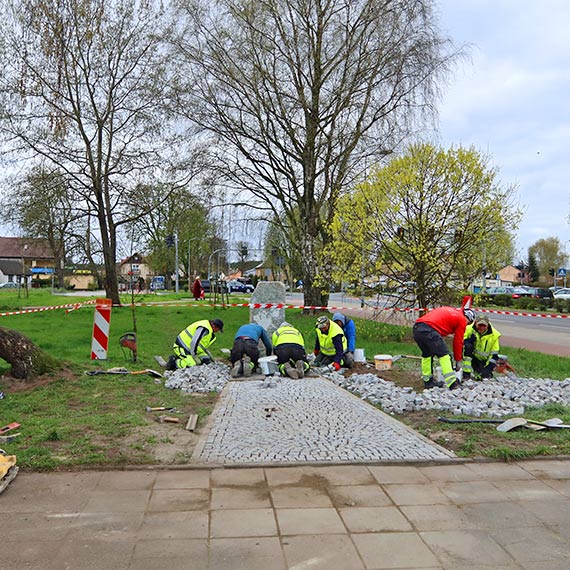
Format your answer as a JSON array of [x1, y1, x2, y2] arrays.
[[193, 378, 453, 464], [2, 459, 570, 569]]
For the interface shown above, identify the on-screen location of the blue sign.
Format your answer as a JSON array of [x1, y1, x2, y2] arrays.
[[557, 268, 567, 277]]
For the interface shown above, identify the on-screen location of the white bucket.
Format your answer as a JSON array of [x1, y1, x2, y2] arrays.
[[374, 354, 392, 371], [354, 348, 366, 362], [258, 355, 278, 375]]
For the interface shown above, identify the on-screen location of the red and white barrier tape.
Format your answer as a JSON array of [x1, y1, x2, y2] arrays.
[[1, 298, 568, 319], [0, 299, 97, 317]]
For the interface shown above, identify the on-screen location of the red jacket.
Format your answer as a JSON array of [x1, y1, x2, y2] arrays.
[[416, 306, 467, 362]]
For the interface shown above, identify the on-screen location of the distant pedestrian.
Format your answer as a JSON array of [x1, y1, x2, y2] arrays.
[[413, 307, 475, 390], [272, 322, 310, 379], [230, 323, 272, 377], [192, 276, 204, 301]]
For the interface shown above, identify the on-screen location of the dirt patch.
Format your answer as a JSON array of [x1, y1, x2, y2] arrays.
[[344, 360, 423, 390], [0, 366, 77, 392]]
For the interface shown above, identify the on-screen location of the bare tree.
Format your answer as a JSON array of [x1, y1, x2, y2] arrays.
[[176, 0, 459, 306], [0, 0, 187, 304]]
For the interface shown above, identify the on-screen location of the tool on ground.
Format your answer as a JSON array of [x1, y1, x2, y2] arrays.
[[0, 433, 22, 444], [220, 348, 231, 355], [154, 355, 168, 368], [185, 414, 199, 431], [85, 367, 163, 379], [145, 406, 177, 412], [158, 415, 180, 424], [0, 422, 20, 436], [391, 354, 422, 363], [438, 416, 565, 432], [119, 332, 138, 362]]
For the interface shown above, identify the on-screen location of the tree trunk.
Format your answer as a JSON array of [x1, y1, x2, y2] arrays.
[[0, 327, 60, 380]]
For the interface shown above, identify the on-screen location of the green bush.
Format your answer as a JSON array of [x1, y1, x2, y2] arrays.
[[494, 294, 512, 306]]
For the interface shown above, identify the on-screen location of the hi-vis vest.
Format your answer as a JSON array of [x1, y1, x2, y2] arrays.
[[463, 323, 501, 363], [316, 320, 347, 355], [272, 325, 305, 348], [174, 319, 216, 356]]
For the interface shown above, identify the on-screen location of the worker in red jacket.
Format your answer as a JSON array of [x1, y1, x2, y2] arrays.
[[413, 307, 475, 390]]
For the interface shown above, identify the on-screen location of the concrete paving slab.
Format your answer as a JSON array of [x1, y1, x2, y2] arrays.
[[281, 534, 365, 570], [459, 501, 542, 529], [50, 538, 135, 570], [147, 488, 209, 511], [383, 483, 453, 506], [368, 465, 430, 484], [132, 537, 209, 562], [210, 508, 277, 538], [154, 469, 210, 489], [96, 470, 156, 490], [400, 504, 472, 531], [339, 506, 412, 533], [492, 526, 570, 563], [276, 507, 347, 534], [211, 486, 271, 509], [270, 485, 333, 508], [419, 464, 484, 482], [210, 467, 265, 487], [137, 510, 208, 539], [311, 464, 377, 486], [519, 459, 570, 479], [420, 530, 514, 567], [491, 479, 562, 501], [83, 489, 150, 513], [352, 532, 440, 569], [440, 481, 510, 504], [466, 462, 534, 480], [328, 484, 393, 507], [209, 537, 287, 570]]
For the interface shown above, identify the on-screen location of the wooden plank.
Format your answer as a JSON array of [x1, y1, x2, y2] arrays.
[[186, 414, 199, 432]]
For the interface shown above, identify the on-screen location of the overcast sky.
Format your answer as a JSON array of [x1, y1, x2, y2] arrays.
[[436, 0, 570, 261]]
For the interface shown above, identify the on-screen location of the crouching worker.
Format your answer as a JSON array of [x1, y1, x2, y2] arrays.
[[272, 322, 310, 379], [463, 314, 501, 380], [167, 319, 224, 370], [314, 315, 348, 372], [230, 323, 272, 378], [332, 312, 356, 368]]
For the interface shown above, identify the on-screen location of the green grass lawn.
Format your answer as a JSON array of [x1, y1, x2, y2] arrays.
[[1, 288, 569, 469]]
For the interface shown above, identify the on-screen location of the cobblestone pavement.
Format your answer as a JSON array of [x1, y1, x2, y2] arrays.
[[193, 378, 454, 465]]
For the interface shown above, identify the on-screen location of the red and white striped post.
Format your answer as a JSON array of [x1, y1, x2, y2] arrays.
[[91, 298, 112, 360]]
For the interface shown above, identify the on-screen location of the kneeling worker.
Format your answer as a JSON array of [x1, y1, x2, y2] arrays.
[[168, 318, 224, 370], [272, 322, 310, 379], [332, 312, 356, 367], [314, 315, 348, 371], [463, 314, 501, 380], [230, 323, 273, 377]]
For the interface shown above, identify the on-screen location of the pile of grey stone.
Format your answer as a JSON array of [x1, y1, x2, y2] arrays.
[[325, 370, 570, 418], [164, 361, 230, 394]]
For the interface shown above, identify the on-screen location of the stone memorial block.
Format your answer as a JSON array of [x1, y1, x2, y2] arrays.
[[249, 281, 286, 336]]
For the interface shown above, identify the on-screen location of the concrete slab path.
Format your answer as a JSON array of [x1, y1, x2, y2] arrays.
[[1, 459, 570, 569]]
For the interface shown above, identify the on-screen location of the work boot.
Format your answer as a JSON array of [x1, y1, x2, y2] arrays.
[[423, 378, 444, 389], [243, 356, 253, 377], [449, 379, 462, 390], [284, 362, 299, 379], [295, 360, 305, 378], [230, 360, 242, 378], [462, 372, 471, 380], [166, 355, 177, 371]]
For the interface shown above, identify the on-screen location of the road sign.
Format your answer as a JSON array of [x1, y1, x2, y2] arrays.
[[557, 268, 567, 277]]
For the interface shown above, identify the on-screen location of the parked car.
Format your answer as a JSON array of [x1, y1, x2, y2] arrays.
[[227, 279, 254, 293], [484, 286, 516, 296], [511, 287, 532, 299], [523, 287, 554, 299], [553, 288, 570, 300], [201, 279, 229, 294], [0, 282, 19, 288]]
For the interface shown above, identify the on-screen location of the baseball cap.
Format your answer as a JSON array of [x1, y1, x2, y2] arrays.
[[211, 318, 224, 332], [475, 314, 490, 326]]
